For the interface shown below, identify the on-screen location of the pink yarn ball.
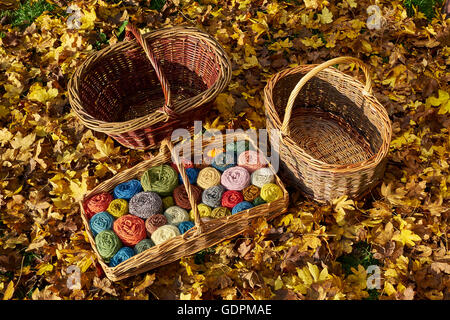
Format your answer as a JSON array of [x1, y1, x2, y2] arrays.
[[237, 150, 268, 173], [221, 166, 250, 191]]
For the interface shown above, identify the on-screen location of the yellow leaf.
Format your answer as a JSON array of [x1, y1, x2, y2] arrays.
[[392, 229, 421, 247], [214, 93, 235, 118], [300, 35, 324, 49], [307, 262, 320, 282], [438, 100, 450, 114], [303, 0, 319, 9], [346, 0, 357, 8], [319, 7, 333, 24], [3, 281, 14, 300], [36, 263, 54, 276], [81, 8, 96, 30], [27, 83, 58, 103], [384, 282, 397, 296], [428, 89, 449, 107], [332, 195, 355, 225], [94, 137, 120, 159], [274, 276, 283, 290]]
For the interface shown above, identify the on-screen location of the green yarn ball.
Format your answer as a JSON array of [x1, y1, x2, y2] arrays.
[[253, 196, 266, 206], [95, 230, 122, 263], [141, 164, 178, 196], [162, 196, 175, 209]]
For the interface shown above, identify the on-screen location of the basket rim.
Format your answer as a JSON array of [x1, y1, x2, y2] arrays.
[[68, 25, 232, 134], [264, 63, 392, 173]]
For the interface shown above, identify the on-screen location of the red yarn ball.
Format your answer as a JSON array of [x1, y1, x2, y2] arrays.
[[221, 190, 244, 208], [83, 192, 113, 219], [113, 214, 146, 246]]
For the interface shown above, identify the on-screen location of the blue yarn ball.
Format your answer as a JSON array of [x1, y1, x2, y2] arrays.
[[109, 247, 135, 267], [179, 168, 199, 185], [212, 152, 235, 172], [178, 221, 195, 234], [231, 201, 254, 215], [113, 179, 143, 200], [89, 211, 115, 236]]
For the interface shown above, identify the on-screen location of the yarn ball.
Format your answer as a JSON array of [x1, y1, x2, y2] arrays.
[[242, 185, 260, 202], [107, 199, 129, 218], [260, 183, 283, 203], [109, 247, 135, 267], [84, 192, 113, 219], [232, 201, 254, 214], [225, 140, 254, 156], [151, 225, 180, 245], [221, 190, 244, 208], [196, 167, 221, 189], [253, 196, 266, 206], [145, 214, 167, 235], [179, 167, 199, 185], [162, 196, 175, 209], [211, 152, 236, 172], [129, 191, 163, 219], [113, 214, 147, 246], [95, 230, 122, 262], [178, 221, 195, 234], [210, 207, 231, 219], [251, 167, 275, 188], [89, 211, 114, 236], [202, 185, 225, 208], [189, 203, 212, 220], [140, 164, 178, 196], [173, 184, 202, 210], [134, 239, 155, 254], [237, 150, 268, 173], [164, 206, 189, 226], [221, 166, 250, 191], [113, 179, 142, 201], [170, 158, 194, 173]]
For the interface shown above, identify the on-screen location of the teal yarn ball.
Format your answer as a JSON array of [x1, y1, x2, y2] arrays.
[[212, 152, 236, 172], [134, 239, 155, 254], [178, 221, 195, 234], [109, 247, 135, 267], [253, 196, 266, 206], [225, 140, 254, 156], [179, 167, 199, 185], [231, 201, 254, 214], [89, 211, 115, 236]]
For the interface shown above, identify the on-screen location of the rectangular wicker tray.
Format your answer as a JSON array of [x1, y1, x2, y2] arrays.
[[79, 132, 289, 281]]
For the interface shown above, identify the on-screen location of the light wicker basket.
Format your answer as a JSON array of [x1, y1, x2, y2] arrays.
[[80, 133, 289, 281], [68, 24, 231, 150], [264, 57, 391, 203]]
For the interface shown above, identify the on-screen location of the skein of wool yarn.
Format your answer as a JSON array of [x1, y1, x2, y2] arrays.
[[225, 140, 254, 156], [211, 152, 235, 172], [129, 191, 163, 219], [253, 196, 266, 206], [84, 192, 113, 219], [221, 166, 250, 191], [95, 230, 122, 262], [107, 199, 129, 218], [231, 201, 254, 214], [173, 184, 202, 210], [221, 190, 244, 208], [170, 158, 194, 173], [164, 206, 189, 226], [89, 211, 115, 236], [145, 214, 167, 235], [179, 167, 199, 185], [113, 179, 142, 200], [178, 221, 195, 234], [251, 167, 275, 188], [242, 185, 260, 202], [237, 150, 268, 173], [109, 247, 135, 267], [140, 164, 178, 196], [196, 167, 221, 189], [202, 185, 225, 208], [162, 196, 175, 209], [210, 207, 231, 218], [134, 239, 154, 254], [113, 214, 147, 246], [151, 225, 180, 245], [189, 203, 212, 220], [260, 183, 283, 203]]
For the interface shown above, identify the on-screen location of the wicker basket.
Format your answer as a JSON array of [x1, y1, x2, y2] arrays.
[[264, 57, 391, 203], [68, 24, 232, 150], [80, 133, 289, 281]]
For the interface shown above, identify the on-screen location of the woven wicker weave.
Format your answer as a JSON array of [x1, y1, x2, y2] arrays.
[[80, 133, 288, 281], [264, 57, 391, 203], [68, 24, 231, 150]]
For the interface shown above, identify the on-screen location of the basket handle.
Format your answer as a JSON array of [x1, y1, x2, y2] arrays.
[[281, 56, 373, 135], [160, 139, 205, 233], [125, 24, 177, 118]]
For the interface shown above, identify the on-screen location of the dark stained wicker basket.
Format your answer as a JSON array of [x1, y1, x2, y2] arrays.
[[68, 24, 232, 150]]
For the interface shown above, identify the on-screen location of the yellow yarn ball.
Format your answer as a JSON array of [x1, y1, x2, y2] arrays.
[[210, 207, 231, 218], [196, 167, 221, 189], [189, 203, 212, 220], [260, 183, 283, 203], [107, 199, 128, 218]]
